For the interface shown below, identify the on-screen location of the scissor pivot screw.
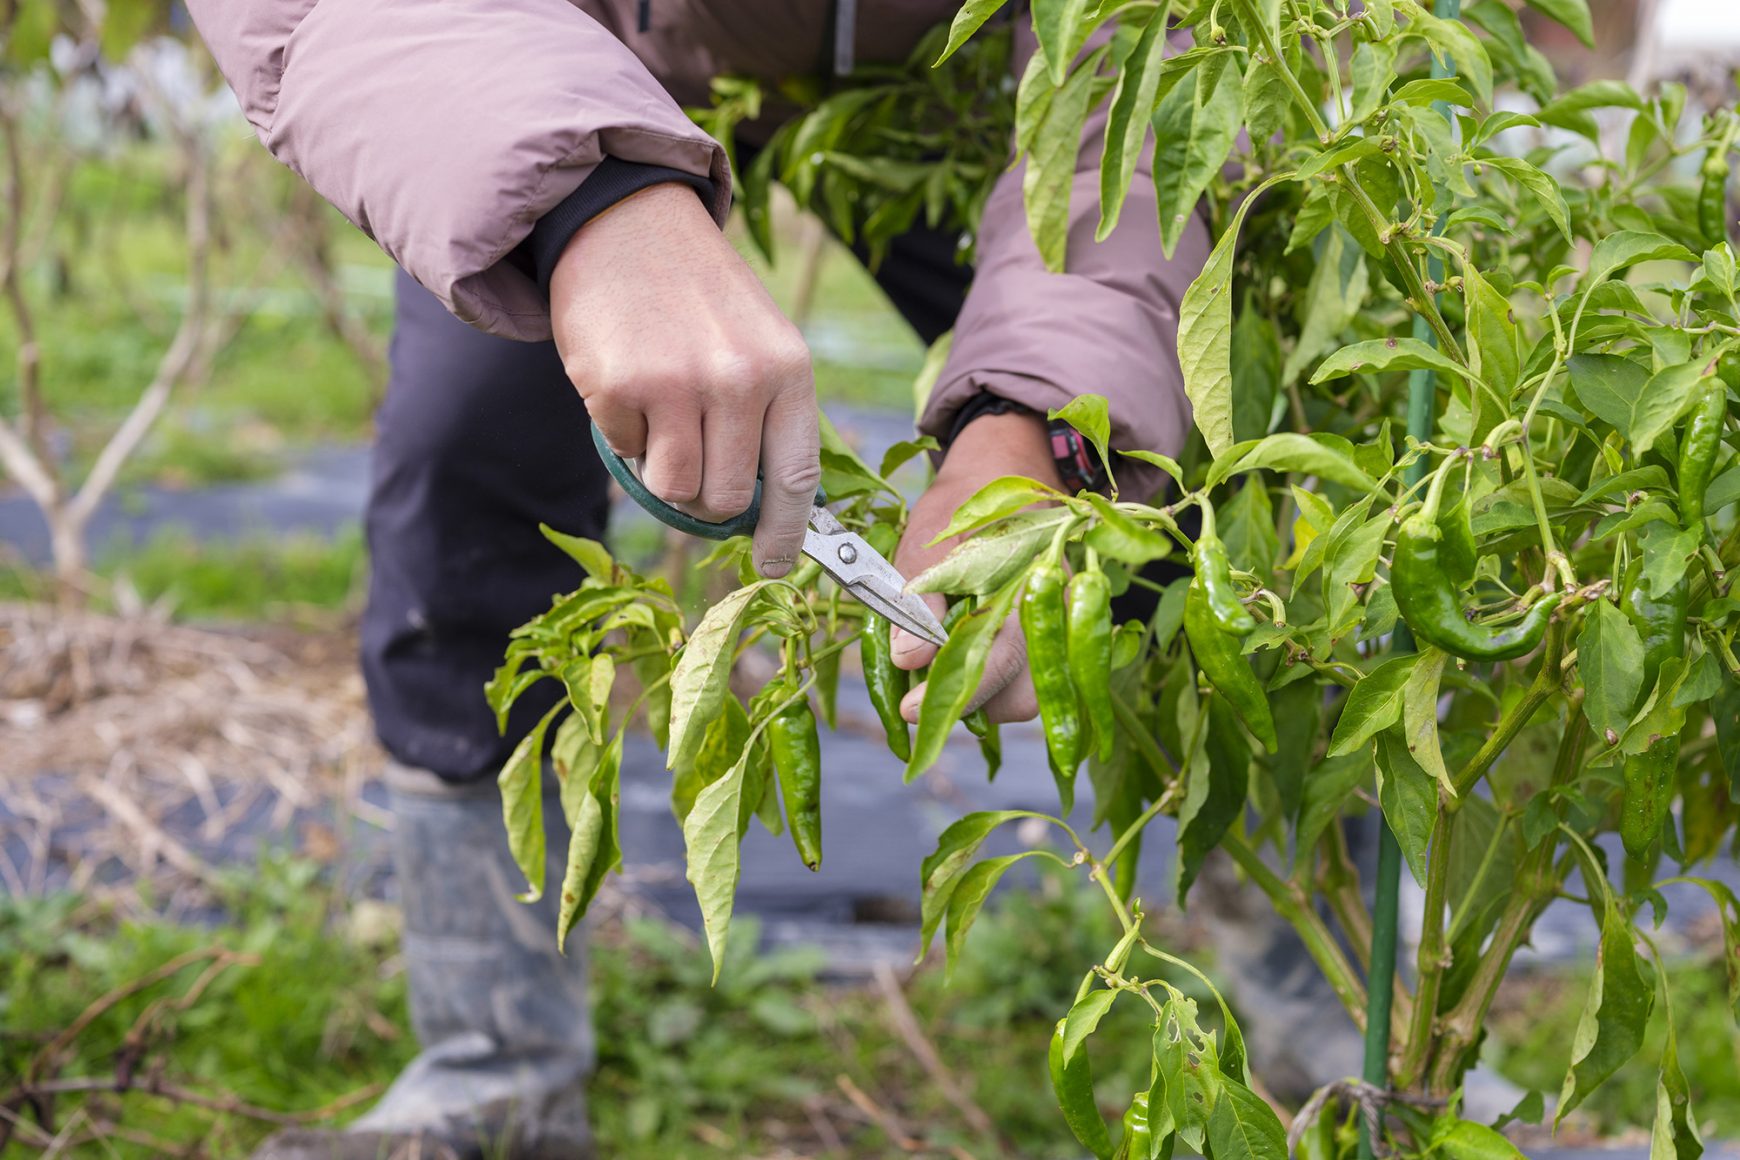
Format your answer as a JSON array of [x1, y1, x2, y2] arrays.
[[837, 543, 858, 565]]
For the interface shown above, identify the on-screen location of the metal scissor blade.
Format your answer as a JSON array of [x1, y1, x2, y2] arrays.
[[801, 516, 949, 648]]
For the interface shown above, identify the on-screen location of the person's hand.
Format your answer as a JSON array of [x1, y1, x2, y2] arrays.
[[551, 183, 819, 578], [891, 409, 1064, 724]]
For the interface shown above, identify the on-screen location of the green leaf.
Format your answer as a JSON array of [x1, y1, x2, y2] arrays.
[[1121, 448, 1184, 484], [498, 703, 563, 903], [1349, 39, 1397, 123], [1206, 432, 1378, 492], [1061, 988, 1119, 1064], [907, 584, 1021, 781], [1567, 352, 1650, 438], [1244, 33, 1297, 145], [1151, 995, 1223, 1152], [1327, 654, 1419, 756], [934, 0, 1009, 64], [1558, 898, 1656, 1123], [1375, 730, 1437, 885], [540, 524, 616, 580], [684, 741, 756, 983], [1177, 696, 1249, 903], [1177, 185, 1269, 460], [1463, 265, 1523, 412], [1034, 0, 1095, 85], [1050, 393, 1113, 473], [1401, 648, 1453, 797], [1671, 877, 1740, 1022], [916, 809, 1053, 961], [909, 508, 1075, 596], [1482, 157, 1573, 244], [667, 581, 774, 772], [1523, 0, 1594, 46], [1632, 362, 1716, 455], [1438, 1119, 1528, 1160], [944, 851, 1049, 976], [1098, 14, 1170, 240], [1651, 1022, 1704, 1160], [1586, 231, 1697, 290], [1580, 601, 1646, 744], [1284, 226, 1369, 382], [1083, 494, 1172, 563], [1293, 753, 1371, 870], [1310, 337, 1471, 386], [556, 732, 622, 951], [1402, 0, 1493, 106], [1024, 46, 1107, 272], [1152, 54, 1244, 258], [1230, 300, 1283, 442], [927, 475, 1061, 544], [1207, 1078, 1289, 1159]]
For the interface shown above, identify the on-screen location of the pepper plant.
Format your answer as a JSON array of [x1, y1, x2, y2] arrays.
[[488, 0, 1740, 1154]]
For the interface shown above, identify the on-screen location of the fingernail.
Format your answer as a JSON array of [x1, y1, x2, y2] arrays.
[[899, 686, 923, 723], [890, 627, 919, 655], [759, 556, 792, 578]]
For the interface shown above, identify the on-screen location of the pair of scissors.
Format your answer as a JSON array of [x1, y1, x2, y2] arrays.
[[590, 423, 949, 647]]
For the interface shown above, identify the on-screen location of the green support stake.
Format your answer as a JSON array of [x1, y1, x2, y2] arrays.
[[1360, 2, 1460, 1157]]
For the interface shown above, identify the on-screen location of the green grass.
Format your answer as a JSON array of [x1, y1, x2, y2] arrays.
[[5, 849, 1737, 1158], [0, 526, 367, 621]]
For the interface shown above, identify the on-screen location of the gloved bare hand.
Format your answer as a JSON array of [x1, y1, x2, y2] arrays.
[[890, 409, 1063, 724], [551, 184, 819, 578]]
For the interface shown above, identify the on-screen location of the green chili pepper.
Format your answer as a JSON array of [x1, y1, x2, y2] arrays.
[[1191, 535, 1256, 636], [1068, 568, 1117, 762], [1049, 1018, 1113, 1160], [1183, 580, 1277, 752], [1117, 1092, 1152, 1160], [1679, 381, 1727, 531], [1023, 561, 1084, 779], [862, 613, 911, 761], [1620, 566, 1688, 858], [767, 685, 823, 871], [1392, 517, 1561, 662], [1701, 151, 1731, 249]]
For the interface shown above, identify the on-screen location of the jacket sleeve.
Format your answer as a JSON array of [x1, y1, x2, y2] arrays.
[[185, 0, 731, 341], [919, 26, 1209, 501]]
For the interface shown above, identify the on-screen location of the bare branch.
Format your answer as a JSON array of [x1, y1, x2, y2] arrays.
[[0, 94, 57, 502], [65, 131, 213, 532]]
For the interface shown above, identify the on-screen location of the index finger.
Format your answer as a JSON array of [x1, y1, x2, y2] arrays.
[[752, 388, 821, 578]]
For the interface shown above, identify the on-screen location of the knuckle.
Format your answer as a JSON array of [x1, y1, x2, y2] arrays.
[[770, 457, 823, 497], [704, 483, 758, 517]]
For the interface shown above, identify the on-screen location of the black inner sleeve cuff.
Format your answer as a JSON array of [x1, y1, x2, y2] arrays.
[[524, 156, 715, 293]]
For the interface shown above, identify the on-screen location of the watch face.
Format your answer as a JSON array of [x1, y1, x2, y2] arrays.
[[1047, 420, 1106, 492]]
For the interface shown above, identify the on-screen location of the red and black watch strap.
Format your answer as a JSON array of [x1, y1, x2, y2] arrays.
[[943, 392, 1108, 493]]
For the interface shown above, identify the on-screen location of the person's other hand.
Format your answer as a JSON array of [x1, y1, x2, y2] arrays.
[[891, 408, 1064, 724], [551, 184, 819, 578]]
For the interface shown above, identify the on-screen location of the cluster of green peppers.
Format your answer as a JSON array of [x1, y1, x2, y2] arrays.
[[1391, 457, 1561, 663], [1018, 545, 1117, 812], [1182, 504, 1276, 752]]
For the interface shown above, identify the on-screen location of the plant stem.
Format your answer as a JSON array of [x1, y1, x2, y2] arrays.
[[1318, 823, 1374, 972], [1449, 623, 1567, 798], [1220, 829, 1372, 1030], [1429, 713, 1587, 1089], [1395, 804, 1455, 1090]]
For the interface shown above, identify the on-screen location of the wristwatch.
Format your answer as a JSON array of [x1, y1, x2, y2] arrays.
[[944, 392, 1109, 493]]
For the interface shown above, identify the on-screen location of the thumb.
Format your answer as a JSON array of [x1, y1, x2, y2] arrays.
[[752, 391, 821, 578]]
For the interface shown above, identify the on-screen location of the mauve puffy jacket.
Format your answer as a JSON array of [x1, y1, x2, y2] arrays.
[[185, 0, 1208, 484]]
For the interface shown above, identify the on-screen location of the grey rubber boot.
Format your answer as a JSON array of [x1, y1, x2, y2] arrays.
[[253, 763, 594, 1160]]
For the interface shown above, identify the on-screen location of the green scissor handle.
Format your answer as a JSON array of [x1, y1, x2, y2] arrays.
[[590, 421, 825, 542]]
